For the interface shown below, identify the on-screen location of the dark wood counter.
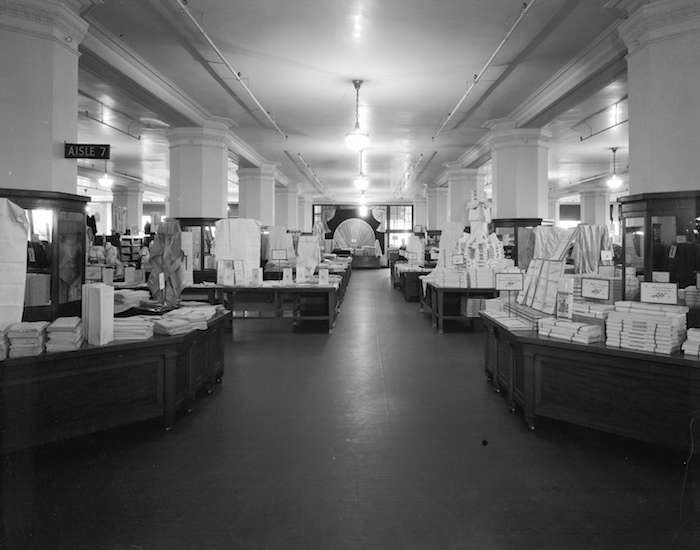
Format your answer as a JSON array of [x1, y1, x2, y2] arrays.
[[481, 312, 700, 452], [0, 312, 230, 454]]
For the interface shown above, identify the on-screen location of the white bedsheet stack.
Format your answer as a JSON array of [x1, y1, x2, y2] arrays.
[[153, 317, 192, 336], [46, 317, 83, 352], [606, 301, 687, 354], [682, 328, 700, 358], [7, 321, 48, 357], [154, 305, 218, 335], [538, 318, 603, 344], [113, 317, 154, 341]]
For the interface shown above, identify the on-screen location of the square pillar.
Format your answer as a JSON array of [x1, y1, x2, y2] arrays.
[[238, 164, 276, 226], [112, 182, 143, 235], [298, 195, 313, 232], [619, 0, 700, 193], [579, 183, 610, 226], [445, 165, 478, 227], [426, 187, 448, 231], [0, 0, 89, 193], [413, 196, 427, 229], [275, 184, 299, 230], [168, 126, 229, 219], [488, 120, 549, 219]]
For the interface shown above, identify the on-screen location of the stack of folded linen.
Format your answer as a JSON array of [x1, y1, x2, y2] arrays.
[[46, 317, 83, 352], [162, 306, 218, 330], [112, 316, 154, 341], [682, 328, 700, 358], [538, 318, 604, 344], [153, 317, 193, 336], [606, 301, 687, 355], [0, 324, 9, 359], [7, 321, 48, 357]]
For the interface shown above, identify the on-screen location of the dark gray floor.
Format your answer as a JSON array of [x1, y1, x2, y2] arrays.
[[3, 269, 700, 549]]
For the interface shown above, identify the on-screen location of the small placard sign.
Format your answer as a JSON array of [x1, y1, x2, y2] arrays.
[[430, 250, 439, 260], [652, 271, 670, 283], [600, 250, 613, 262], [271, 249, 287, 261], [641, 282, 678, 305], [282, 267, 293, 285], [451, 254, 465, 266], [581, 278, 611, 301], [495, 272, 524, 291], [64, 143, 110, 159]]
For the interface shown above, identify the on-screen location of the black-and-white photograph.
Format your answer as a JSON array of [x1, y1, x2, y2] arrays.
[[2, 0, 700, 548]]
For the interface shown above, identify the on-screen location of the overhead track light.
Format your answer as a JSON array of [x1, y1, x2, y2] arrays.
[[345, 80, 370, 151]]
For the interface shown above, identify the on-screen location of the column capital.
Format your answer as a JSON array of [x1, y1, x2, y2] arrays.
[[167, 126, 228, 149], [0, 0, 92, 55], [488, 125, 551, 151], [412, 196, 427, 204], [238, 163, 277, 182], [618, 0, 700, 56], [578, 181, 611, 196], [444, 165, 478, 182], [426, 186, 447, 198]]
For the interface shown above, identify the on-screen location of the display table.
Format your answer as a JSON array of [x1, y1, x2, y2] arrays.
[[394, 264, 432, 302], [0, 311, 230, 454], [263, 265, 351, 303], [419, 280, 497, 333], [223, 283, 339, 334], [481, 312, 700, 452]]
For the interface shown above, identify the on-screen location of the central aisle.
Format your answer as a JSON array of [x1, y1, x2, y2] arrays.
[[8, 270, 698, 549]]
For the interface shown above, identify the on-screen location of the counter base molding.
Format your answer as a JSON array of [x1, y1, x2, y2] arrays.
[[482, 313, 700, 452], [0, 312, 229, 454]]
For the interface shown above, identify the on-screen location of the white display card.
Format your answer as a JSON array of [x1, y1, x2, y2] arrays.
[[581, 278, 611, 301], [495, 272, 524, 292], [271, 249, 287, 261], [250, 267, 262, 286], [318, 268, 330, 286], [652, 271, 670, 283], [600, 250, 613, 262], [555, 291, 573, 319], [640, 282, 678, 305], [282, 267, 293, 285], [451, 254, 465, 266]]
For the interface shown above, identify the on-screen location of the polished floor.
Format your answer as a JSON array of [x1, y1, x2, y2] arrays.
[[2, 270, 700, 549]]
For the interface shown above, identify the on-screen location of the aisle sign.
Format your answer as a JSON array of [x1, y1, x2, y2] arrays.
[[495, 272, 524, 291], [641, 282, 678, 305], [64, 143, 110, 159], [581, 278, 611, 301]]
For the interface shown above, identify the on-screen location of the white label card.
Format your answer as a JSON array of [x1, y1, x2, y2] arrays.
[[318, 268, 329, 286], [495, 272, 524, 291], [282, 268, 293, 285], [451, 254, 465, 266], [640, 282, 678, 305], [600, 250, 613, 262], [652, 271, 670, 283], [581, 278, 610, 301], [271, 249, 287, 261], [158, 272, 165, 290]]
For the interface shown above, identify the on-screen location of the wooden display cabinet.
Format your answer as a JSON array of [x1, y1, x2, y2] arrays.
[[618, 191, 700, 298], [176, 217, 219, 283], [490, 218, 552, 267], [0, 188, 88, 322]]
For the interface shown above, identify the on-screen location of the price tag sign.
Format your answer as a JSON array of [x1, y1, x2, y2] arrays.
[[652, 271, 670, 283], [495, 272, 524, 291], [430, 250, 439, 260], [451, 254, 465, 266], [282, 267, 293, 285], [271, 249, 287, 261], [600, 250, 613, 262], [641, 282, 678, 305], [581, 278, 611, 301], [158, 272, 165, 290]]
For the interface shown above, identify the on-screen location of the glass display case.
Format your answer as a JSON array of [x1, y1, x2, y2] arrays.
[[176, 217, 219, 283], [0, 188, 88, 321], [619, 191, 700, 298], [490, 218, 552, 267]]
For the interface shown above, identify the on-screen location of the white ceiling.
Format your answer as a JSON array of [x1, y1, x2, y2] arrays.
[[78, 0, 625, 203]]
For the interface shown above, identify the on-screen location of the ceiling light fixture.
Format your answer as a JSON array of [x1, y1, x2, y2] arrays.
[[353, 150, 370, 190], [345, 79, 370, 151], [98, 160, 113, 189], [606, 147, 622, 189]]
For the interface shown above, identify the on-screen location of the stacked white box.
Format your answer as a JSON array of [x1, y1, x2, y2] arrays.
[[606, 301, 688, 355], [113, 317, 154, 341], [81, 283, 114, 346], [538, 318, 604, 344]]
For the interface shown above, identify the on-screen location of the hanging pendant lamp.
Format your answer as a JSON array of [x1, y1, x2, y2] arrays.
[[353, 150, 369, 190], [606, 147, 622, 189], [345, 80, 370, 151]]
